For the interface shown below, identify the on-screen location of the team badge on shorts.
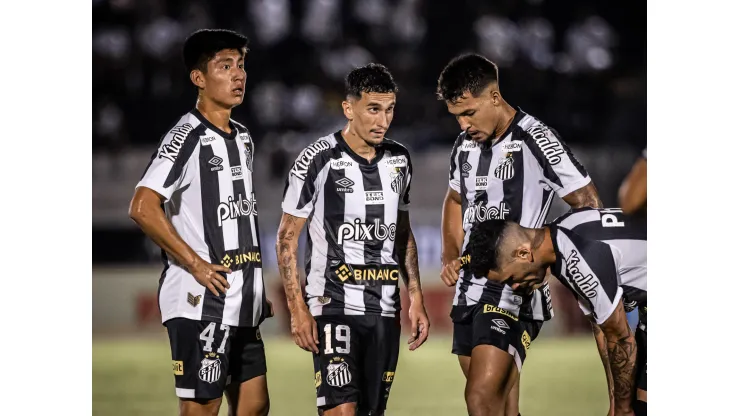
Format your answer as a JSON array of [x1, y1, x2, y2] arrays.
[[326, 357, 352, 388], [494, 155, 515, 180], [198, 354, 222, 384]]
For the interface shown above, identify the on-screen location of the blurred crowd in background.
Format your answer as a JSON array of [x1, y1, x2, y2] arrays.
[[93, 0, 646, 181]]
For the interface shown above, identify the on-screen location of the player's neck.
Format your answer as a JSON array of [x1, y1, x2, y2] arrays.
[[195, 98, 232, 134], [492, 103, 516, 142], [538, 227, 558, 265], [342, 124, 376, 162]]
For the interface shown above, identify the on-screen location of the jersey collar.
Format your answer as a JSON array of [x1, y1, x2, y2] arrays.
[[333, 131, 385, 165], [190, 109, 238, 140]]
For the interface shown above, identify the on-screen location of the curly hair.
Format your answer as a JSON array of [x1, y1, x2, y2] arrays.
[[467, 219, 511, 278], [345, 63, 398, 99], [436, 53, 499, 103]]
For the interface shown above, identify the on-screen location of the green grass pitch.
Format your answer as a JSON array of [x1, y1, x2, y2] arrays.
[[93, 335, 608, 415]]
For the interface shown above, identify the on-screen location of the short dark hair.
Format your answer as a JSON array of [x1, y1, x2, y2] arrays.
[[436, 53, 499, 102], [182, 29, 249, 73], [467, 219, 511, 277], [345, 63, 398, 99]]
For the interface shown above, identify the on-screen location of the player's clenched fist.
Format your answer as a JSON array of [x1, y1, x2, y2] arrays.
[[188, 259, 231, 296], [440, 257, 462, 287], [290, 306, 319, 353]]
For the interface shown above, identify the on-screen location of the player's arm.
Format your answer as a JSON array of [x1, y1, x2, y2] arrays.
[[440, 136, 466, 286], [618, 154, 647, 214], [129, 187, 231, 296], [590, 321, 615, 414], [597, 301, 638, 416], [562, 182, 603, 209], [275, 213, 318, 353], [396, 210, 430, 351]]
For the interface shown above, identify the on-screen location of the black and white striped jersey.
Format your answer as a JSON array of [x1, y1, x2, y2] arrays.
[[549, 208, 647, 324], [450, 109, 592, 322], [136, 109, 267, 328], [281, 132, 412, 317]]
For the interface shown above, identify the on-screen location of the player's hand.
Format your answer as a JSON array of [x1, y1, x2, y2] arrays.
[[407, 301, 430, 351], [188, 259, 231, 296], [266, 298, 275, 318], [290, 306, 319, 353], [440, 257, 462, 287]]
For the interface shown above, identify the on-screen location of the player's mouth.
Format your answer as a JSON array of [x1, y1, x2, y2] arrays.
[[232, 87, 244, 96], [370, 129, 385, 137]]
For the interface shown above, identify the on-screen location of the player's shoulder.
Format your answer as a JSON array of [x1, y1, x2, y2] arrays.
[[289, 133, 341, 181], [515, 112, 558, 142], [382, 138, 411, 158], [155, 111, 204, 162]]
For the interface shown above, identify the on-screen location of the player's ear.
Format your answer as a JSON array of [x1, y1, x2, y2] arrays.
[[515, 245, 532, 262], [488, 84, 501, 105], [190, 69, 206, 89], [342, 99, 353, 121]]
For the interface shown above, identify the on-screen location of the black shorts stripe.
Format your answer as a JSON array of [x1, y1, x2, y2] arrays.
[[199, 143, 226, 322]]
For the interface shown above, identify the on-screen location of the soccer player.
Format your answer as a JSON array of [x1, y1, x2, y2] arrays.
[[436, 53, 604, 416], [129, 29, 272, 416], [619, 149, 647, 215], [467, 207, 646, 416], [276, 63, 430, 415]]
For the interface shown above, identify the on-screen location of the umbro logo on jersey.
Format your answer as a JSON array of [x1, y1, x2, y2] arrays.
[[208, 156, 224, 172], [335, 177, 355, 193], [158, 123, 194, 162], [490, 318, 508, 334], [462, 162, 472, 178]]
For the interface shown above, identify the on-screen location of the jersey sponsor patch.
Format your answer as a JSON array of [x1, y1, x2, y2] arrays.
[[200, 135, 216, 145], [527, 125, 565, 165], [239, 132, 251, 143], [565, 249, 599, 298], [208, 156, 224, 172], [501, 141, 522, 152], [337, 218, 396, 244], [385, 156, 407, 167], [330, 159, 354, 170], [475, 176, 488, 190], [335, 177, 355, 193], [231, 166, 244, 180], [217, 194, 257, 226], [291, 139, 331, 180], [461, 162, 472, 178], [173, 360, 184, 375], [315, 371, 322, 388], [483, 304, 519, 321], [463, 202, 511, 225], [187, 292, 202, 307], [521, 330, 531, 350], [159, 123, 195, 162], [365, 191, 385, 205], [460, 140, 478, 151]]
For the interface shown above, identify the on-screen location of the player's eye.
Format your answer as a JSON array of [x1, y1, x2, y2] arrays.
[[369, 107, 379, 113], [386, 107, 394, 113], [223, 64, 231, 70]]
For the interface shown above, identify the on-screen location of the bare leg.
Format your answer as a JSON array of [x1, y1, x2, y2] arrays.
[[225, 375, 270, 416]]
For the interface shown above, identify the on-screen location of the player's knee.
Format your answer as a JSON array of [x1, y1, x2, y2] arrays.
[[321, 403, 357, 416], [179, 398, 222, 416], [465, 384, 504, 416]]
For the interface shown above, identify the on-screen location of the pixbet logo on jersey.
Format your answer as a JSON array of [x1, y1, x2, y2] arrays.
[[565, 249, 599, 298], [337, 218, 396, 244], [290, 140, 331, 180], [158, 123, 194, 162], [463, 202, 510, 225], [217, 194, 257, 226]]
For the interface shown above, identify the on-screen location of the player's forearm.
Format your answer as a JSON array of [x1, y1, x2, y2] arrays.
[[562, 182, 604, 209], [600, 307, 637, 414], [129, 196, 201, 270], [397, 227, 423, 302], [591, 322, 615, 410], [618, 159, 647, 214], [276, 216, 306, 314], [441, 189, 464, 263]]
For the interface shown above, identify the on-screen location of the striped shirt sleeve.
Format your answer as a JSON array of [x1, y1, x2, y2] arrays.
[[399, 153, 413, 211], [523, 125, 592, 198], [281, 140, 331, 218], [448, 134, 465, 193], [136, 122, 199, 201]]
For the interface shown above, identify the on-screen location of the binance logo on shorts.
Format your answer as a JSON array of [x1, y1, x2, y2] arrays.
[[187, 292, 201, 307], [172, 360, 184, 375], [221, 254, 233, 268], [315, 371, 322, 388], [382, 371, 395, 383], [335, 264, 352, 282], [483, 305, 519, 321], [522, 330, 531, 350]]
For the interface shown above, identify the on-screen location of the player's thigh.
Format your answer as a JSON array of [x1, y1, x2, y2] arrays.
[[314, 316, 362, 411], [225, 326, 269, 415], [359, 316, 401, 414], [635, 325, 647, 403], [166, 318, 232, 402], [179, 397, 223, 416], [466, 344, 516, 415]]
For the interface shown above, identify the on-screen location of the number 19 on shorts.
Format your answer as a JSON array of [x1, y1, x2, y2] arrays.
[[323, 324, 351, 354]]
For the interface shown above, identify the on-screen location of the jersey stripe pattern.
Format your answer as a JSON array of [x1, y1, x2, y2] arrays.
[[449, 109, 591, 322], [549, 207, 647, 323], [136, 110, 267, 327], [282, 132, 412, 317]]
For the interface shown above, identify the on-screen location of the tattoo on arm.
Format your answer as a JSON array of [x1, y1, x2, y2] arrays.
[[601, 306, 638, 412], [276, 214, 306, 313], [562, 182, 603, 209], [591, 321, 615, 407], [395, 211, 422, 298]]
